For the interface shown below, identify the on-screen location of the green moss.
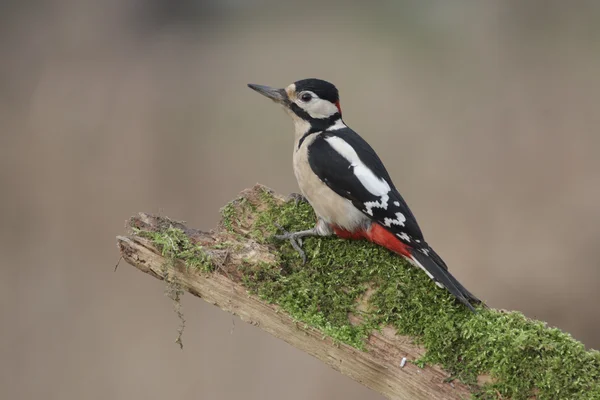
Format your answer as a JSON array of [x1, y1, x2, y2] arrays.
[[134, 224, 209, 349], [221, 196, 257, 233], [220, 201, 238, 232], [238, 190, 600, 400], [137, 226, 213, 272], [136, 191, 600, 399]]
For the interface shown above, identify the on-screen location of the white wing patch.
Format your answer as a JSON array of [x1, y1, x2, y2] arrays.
[[383, 212, 406, 227], [324, 137, 390, 195], [364, 194, 389, 216], [396, 232, 411, 242], [325, 136, 391, 215], [394, 201, 400, 206]]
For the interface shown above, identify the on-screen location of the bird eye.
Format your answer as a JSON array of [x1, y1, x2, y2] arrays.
[[300, 93, 312, 102]]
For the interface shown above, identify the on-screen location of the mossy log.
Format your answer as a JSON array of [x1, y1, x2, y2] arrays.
[[116, 185, 600, 400]]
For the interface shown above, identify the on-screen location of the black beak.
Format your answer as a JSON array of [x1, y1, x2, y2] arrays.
[[247, 84, 287, 104]]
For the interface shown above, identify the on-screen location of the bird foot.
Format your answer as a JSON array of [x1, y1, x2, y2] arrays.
[[273, 223, 307, 264], [286, 192, 308, 206]]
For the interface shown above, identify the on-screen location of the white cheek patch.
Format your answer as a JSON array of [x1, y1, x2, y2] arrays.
[[298, 97, 339, 119]]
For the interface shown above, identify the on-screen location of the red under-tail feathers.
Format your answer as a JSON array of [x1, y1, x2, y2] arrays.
[[333, 223, 411, 258], [333, 223, 479, 312]]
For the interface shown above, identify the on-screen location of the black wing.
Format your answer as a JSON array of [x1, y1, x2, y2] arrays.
[[307, 128, 481, 310], [307, 128, 425, 246]]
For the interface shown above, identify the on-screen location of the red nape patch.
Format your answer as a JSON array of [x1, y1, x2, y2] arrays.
[[335, 100, 342, 114], [364, 224, 411, 257]]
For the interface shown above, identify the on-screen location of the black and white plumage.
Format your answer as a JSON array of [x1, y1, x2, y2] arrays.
[[248, 78, 480, 311], [307, 128, 423, 241]]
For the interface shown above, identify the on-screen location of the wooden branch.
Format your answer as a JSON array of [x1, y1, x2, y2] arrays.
[[115, 185, 600, 400], [117, 237, 471, 399], [115, 186, 471, 399]]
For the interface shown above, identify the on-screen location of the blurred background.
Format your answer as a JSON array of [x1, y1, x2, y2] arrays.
[[2, 1, 600, 399]]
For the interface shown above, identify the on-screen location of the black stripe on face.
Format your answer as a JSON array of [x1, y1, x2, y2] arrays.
[[290, 104, 340, 129], [294, 106, 341, 149]]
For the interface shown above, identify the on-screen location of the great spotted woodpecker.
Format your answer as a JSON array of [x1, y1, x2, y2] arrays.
[[248, 78, 480, 311]]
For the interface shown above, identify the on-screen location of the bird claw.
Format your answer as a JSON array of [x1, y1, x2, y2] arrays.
[[273, 223, 307, 264], [287, 192, 308, 206]]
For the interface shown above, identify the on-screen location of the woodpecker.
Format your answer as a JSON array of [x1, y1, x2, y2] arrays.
[[248, 78, 480, 311]]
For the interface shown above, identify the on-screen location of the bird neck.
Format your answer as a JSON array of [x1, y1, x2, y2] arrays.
[[289, 112, 345, 149]]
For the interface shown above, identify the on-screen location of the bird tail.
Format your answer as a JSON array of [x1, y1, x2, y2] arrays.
[[408, 246, 480, 312]]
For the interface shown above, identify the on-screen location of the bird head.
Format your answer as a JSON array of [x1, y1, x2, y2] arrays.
[[248, 78, 343, 134]]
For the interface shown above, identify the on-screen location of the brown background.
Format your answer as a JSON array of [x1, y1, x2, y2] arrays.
[[2, 1, 599, 399]]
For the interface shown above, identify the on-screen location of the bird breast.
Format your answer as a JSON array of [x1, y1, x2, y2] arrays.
[[293, 133, 369, 232]]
